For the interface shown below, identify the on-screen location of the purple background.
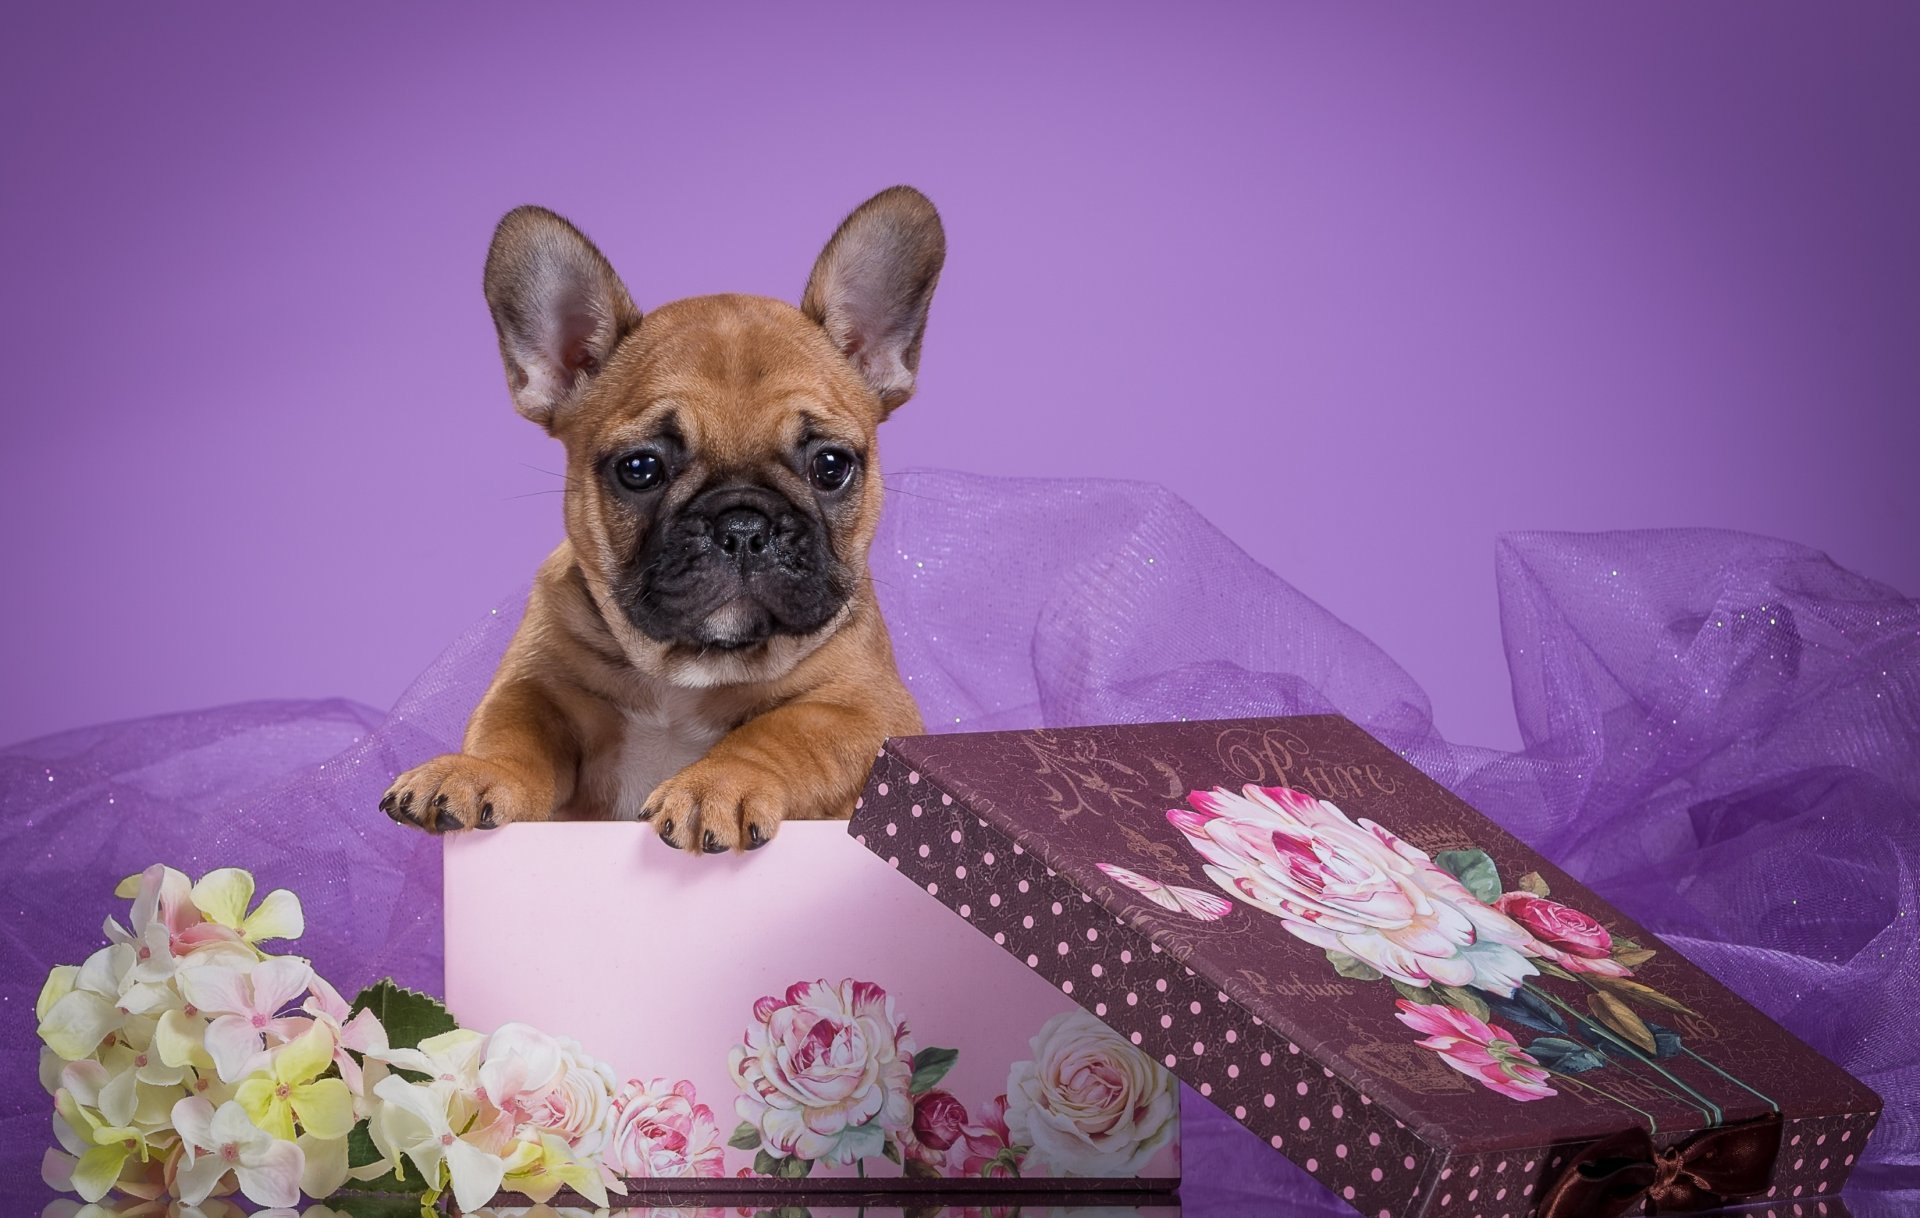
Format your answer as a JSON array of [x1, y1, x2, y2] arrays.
[[2, 3, 1916, 752]]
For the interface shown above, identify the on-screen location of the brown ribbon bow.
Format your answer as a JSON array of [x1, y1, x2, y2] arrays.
[[1539, 1111, 1784, 1218]]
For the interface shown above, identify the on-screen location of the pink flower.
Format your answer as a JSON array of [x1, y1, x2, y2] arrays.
[[1168, 785, 1540, 996], [176, 958, 315, 1082], [605, 1077, 725, 1179], [1494, 892, 1632, 977], [1394, 1001, 1556, 1102], [954, 1094, 1022, 1179], [912, 1089, 967, 1151], [475, 1023, 619, 1156], [728, 979, 916, 1167]]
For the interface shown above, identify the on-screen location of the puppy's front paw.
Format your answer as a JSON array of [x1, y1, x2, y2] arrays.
[[642, 761, 783, 854], [381, 754, 541, 834]]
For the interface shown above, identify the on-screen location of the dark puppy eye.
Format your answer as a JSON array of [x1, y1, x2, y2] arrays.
[[614, 451, 666, 492], [810, 448, 856, 492]]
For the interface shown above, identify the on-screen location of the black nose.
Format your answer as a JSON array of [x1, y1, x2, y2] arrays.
[[715, 507, 772, 559]]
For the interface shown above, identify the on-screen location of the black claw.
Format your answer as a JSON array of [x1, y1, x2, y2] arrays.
[[636, 806, 656, 822], [379, 792, 396, 813], [395, 792, 416, 822], [702, 830, 726, 854], [747, 824, 768, 850], [478, 802, 498, 829], [434, 809, 461, 832], [435, 794, 450, 812], [659, 819, 680, 848]]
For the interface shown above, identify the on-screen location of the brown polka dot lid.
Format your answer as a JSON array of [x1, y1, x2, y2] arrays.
[[850, 715, 1881, 1218]]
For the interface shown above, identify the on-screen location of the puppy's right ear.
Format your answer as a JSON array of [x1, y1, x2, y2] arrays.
[[483, 206, 641, 428]]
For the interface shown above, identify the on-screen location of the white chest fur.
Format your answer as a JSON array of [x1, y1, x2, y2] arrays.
[[582, 685, 730, 821]]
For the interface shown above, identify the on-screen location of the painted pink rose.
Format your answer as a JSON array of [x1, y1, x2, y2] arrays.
[[913, 1089, 966, 1150], [605, 1077, 725, 1179], [1494, 892, 1632, 977], [729, 979, 916, 1166], [1394, 1000, 1555, 1102], [954, 1094, 1022, 1179], [1169, 785, 1539, 996]]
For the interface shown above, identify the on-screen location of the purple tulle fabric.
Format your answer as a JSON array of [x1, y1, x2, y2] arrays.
[[4, 469, 1916, 1211]]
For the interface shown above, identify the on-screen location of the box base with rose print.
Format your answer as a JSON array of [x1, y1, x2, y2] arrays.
[[443, 822, 1181, 1195], [851, 715, 1881, 1218]]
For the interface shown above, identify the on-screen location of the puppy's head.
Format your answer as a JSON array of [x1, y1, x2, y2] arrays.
[[481, 187, 944, 688]]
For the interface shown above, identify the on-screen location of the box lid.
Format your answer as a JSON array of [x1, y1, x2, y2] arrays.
[[850, 715, 1879, 1212]]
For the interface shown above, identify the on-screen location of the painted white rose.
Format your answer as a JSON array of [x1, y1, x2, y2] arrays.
[[1005, 1010, 1177, 1177], [1169, 784, 1539, 996]]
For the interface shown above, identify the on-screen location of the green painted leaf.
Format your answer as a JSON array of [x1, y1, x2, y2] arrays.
[[1533, 959, 1580, 983], [904, 1157, 943, 1179], [754, 1149, 780, 1177], [1648, 1022, 1683, 1060], [1326, 950, 1384, 982], [1434, 850, 1502, 903], [881, 1137, 903, 1165], [729, 1120, 761, 1150], [1435, 984, 1490, 1022], [909, 1046, 959, 1095], [1526, 1036, 1607, 1074], [778, 1154, 813, 1179], [1517, 871, 1551, 897], [1389, 979, 1431, 1007], [348, 979, 457, 1052]]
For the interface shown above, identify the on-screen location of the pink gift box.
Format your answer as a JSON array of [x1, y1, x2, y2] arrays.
[[443, 822, 1182, 1195]]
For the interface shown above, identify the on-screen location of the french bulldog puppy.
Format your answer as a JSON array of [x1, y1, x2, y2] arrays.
[[381, 187, 942, 852]]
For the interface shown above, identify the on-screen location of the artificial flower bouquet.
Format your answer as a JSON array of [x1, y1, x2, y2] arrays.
[[35, 864, 654, 1213]]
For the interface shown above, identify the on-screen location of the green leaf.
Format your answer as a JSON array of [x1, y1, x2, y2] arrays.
[[1648, 1022, 1683, 1060], [1517, 871, 1551, 897], [1526, 1036, 1607, 1074], [881, 1137, 903, 1165], [348, 979, 458, 1052], [1434, 850, 1502, 903], [755, 1149, 813, 1178], [908, 1046, 959, 1095], [1435, 984, 1490, 1022], [728, 1120, 762, 1151], [1325, 949, 1384, 982], [1389, 978, 1431, 1007], [1532, 958, 1580, 983], [904, 1157, 943, 1179], [332, 1122, 408, 1194]]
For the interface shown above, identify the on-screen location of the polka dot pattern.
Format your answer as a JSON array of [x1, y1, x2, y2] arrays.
[[851, 747, 1436, 1217]]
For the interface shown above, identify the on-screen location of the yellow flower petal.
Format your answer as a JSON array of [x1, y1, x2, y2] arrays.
[[236, 1075, 280, 1128], [292, 1077, 355, 1140], [71, 1144, 129, 1203], [191, 868, 256, 928], [155, 1009, 213, 1070], [243, 888, 305, 943], [275, 1023, 336, 1087], [38, 990, 119, 1061], [36, 966, 78, 1022]]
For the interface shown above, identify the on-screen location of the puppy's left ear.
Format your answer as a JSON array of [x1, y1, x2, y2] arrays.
[[802, 186, 946, 415], [483, 206, 642, 429]]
